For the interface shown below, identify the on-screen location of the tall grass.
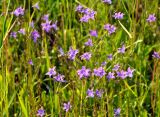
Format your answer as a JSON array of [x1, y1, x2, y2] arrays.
[[0, 0, 160, 116]]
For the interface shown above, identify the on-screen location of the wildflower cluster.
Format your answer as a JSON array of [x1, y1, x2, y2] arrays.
[[76, 5, 96, 22]]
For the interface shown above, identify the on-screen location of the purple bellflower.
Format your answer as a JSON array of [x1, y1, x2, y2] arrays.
[[18, 28, 25, 35], [37, 109, 45, 117], [77, 66, 91, 79], [152, 51, 160, 59], [31, 30, 40, 42], [80, 52, 92, 60], [42, 14, 49, 21], [68, 47, 79, 60], [13, 7, 24, 16], [95, 89, 103, 98], [102, 0, 112, 4], [54, 74, 66, 82], [117, 70, 126, 79], [118, 45, 125, 54], [126, 67, 134, 78], [85, 38, 93, 46], [32, 2, 40, 10], [46, 67, 56, 77], [87, 89, 94, 98], [90, 30, 98, 37], [106, 72, 115, 79], [63, 102, 72, 112], [113, 12, 124, 20], [28, 59, 33, 65], [147, 14, 156, 22], [112, 64, 120, 71], [104, 24, 116, 35], [114, 108, 121, 117], [94, 67, 106, 78], [10, 32, 17, 38]]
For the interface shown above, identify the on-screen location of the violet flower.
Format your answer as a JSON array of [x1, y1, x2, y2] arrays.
[[85, 39, 93, 47], [77, 66, 91, 79], [147, 14, 156, 22], [18, 28, 25, 35], [118, 45, 125, 54], [63, 102, 72, 112], [54, 74, 66, 82], [87, 89, 94, 98], [94, 67, 106, 78], [114, 108, 121, 117], [68, 47, 79, 60], [31, 30, 40, 42], [117, 70, 126, 79], [13, 7, 24, 16], [32, 2, 40, 10], [90, 30, 98, 37], [113, 12, 124, 20], [46, 67, 56, 77], [102, 0, 112, 4], [126, 67, 134, 78], [37, 109, 45, 117], [80, 52, 92, 60], [152, 51, 160, 59]]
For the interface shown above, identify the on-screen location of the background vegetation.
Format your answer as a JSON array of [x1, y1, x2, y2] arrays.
[[0, 0, 160, 116]]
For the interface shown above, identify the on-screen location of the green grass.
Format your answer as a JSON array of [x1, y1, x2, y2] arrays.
[[0, 0, 160, 116]]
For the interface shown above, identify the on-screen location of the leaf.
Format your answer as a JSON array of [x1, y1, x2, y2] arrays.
[[18, 94, 28, 117]]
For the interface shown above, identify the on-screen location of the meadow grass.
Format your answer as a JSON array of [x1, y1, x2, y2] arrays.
[[0, 0, 160, 117]]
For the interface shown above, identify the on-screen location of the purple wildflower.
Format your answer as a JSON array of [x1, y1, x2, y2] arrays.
[[106, 72, 115, 79], [37, 109, 45, 117], [42, 14, 49, 21], [79, 8, 96, 22], [28, 59, 33, 65], [126, 67, 134, 78], [118, 45, 125, 53], [80, 52, 92, 60], [32, 2, 40, 10], [102, 0, 112, 4], [54, 74, 66, 82], [80, 15, 90, 22], [41, 21, 53, 32], [31, 30, 40, 42], [94, 67, 106, 78], [68, 47, 79, 60], [152, 51, 160, 59], [101, 61, 107, 66], [77, 66, 91, 79], [46, 67, 56, 77], [87, 10, 96, 20], [112, 64, 120, 71], [18, 28, 25, 35], [58, 47, 64, 56], [51, 21, 58, 30], [95, 89, 103, 98], [63, 102, 72, 112], [13, 7, 24, 16], [87, 89, 94, 98], [147, 14, 156, 23], [10, 32, 17, 38], [75, 5, 83, 12], [30, 21, 34, 28], [114, 108, 121, 117], [107, 54, 113, 60], [113, 12, 124, 20], [85, 39, 93, 46], [104, 24, 116, 35], [90, 30, 98, 37], [117, 70, 126, 79]]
